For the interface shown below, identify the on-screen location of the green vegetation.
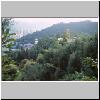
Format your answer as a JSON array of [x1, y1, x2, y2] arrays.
[[2, 18, 98, 81]]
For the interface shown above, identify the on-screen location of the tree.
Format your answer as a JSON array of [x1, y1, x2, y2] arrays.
[[86, 34, 98, 59], [2, 18, 16, 49], [67, 51, 81, 73], [36, 53, 44, 63], [41, 63, 56, 81], [16, 60, 38, 81], [2, 18, 18, 81]]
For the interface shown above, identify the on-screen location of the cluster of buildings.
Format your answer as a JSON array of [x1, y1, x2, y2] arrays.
[[17, 38, 39, 50]]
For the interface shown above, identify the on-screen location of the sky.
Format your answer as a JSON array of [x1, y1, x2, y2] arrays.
[[10, 18, 98, 38]]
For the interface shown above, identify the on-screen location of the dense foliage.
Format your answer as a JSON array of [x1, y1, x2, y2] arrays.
[[2, 18, 98, 81]]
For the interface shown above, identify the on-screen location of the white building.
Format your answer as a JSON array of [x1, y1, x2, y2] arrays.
[[58, 38, 63, 41], [34, 38, 38, 45]]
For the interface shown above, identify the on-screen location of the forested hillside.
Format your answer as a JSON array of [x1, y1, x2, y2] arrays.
[[17, 21, 98, 44], [2, 18, 98, 81]]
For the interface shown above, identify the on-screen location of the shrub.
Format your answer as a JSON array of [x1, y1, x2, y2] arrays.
[[17, 62, 56, 81], [61, 71, 83, 81], [82, 57, 98, 77], [81, 76, 97, 81], [61, 71, 97, 81], [2, 64, 18, 81], [19, 59, 36, 69]]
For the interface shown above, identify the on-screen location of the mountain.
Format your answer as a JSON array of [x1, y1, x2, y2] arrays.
[[17, 20, 98, 44]]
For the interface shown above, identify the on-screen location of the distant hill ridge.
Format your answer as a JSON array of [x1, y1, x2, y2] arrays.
[[17, 20, 98, 44]]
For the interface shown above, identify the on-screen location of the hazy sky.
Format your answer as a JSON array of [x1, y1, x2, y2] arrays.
[[11, 18, 98, 38]]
